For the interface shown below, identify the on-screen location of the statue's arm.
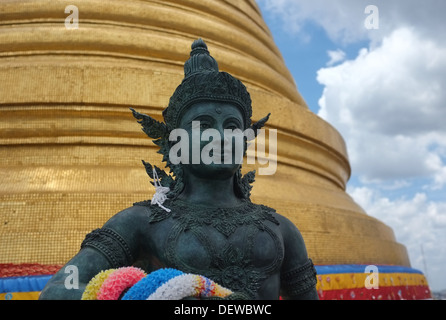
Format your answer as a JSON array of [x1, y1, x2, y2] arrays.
[[39, 206, 144, 300], [39, 247, 113, 300], [277, 215, 319, 300]]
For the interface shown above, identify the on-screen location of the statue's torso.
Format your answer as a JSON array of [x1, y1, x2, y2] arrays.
[[135, 199, 285, 299]]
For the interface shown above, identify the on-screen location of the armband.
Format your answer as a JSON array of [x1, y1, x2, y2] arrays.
[[81, 228, 134, 268], [281, 258, 317, 297]]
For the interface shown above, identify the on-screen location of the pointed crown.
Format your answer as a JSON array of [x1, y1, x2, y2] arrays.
[[162, 39, 253, 131]]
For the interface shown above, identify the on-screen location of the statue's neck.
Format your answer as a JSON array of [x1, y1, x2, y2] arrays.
[[177, 173, 242, 208]]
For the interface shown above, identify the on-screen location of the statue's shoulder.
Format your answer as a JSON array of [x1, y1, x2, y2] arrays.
[[271, 212, 307, 252], [132, 199, 152, 207], [101, 205, 144, 230], [103, 201, 156, 229], [252, 203, 304, 237], [116, 201, 152, 216], [273, 211, 295, 226], [131, 199, 172, 224]]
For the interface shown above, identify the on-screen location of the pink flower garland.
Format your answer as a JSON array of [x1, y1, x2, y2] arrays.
[[96, 267, 146, 300]]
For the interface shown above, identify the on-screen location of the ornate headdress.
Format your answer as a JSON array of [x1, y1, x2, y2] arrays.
[[163, 39, 253, 131], [131, 39, 270, 201]]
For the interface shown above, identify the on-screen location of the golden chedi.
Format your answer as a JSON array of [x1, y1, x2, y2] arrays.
[[0, 0, 430, 300]]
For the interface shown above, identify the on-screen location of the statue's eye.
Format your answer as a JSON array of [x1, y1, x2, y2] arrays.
[[200, 122, 211, 130], [226, 123, 240, 131]]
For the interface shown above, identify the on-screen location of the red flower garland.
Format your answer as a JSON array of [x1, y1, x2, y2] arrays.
[[96, 267, 146, 300]]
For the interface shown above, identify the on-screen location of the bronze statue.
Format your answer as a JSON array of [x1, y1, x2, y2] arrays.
[[39, 39, 318, 300]]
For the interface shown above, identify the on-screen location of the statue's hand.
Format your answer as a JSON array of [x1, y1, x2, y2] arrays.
[[225, 292, 250, 300], [182, 292, 249, 300]]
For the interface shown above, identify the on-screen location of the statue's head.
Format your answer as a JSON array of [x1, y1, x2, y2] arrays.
[[131, 39, 270, 200], [163, 39, 252, 132]]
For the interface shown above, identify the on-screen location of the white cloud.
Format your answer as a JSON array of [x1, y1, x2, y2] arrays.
[[317, 27, 446, 187], [258, 0, 371, 43], [258, 0, 446, 45], [326, 49, 346, 66], [348, 186, 446, 291]]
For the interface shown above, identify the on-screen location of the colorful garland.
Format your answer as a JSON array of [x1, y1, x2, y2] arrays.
[[122, 268, 183, 300], [82, 267, 233, 300], [147, 273, 233, 300], [96, 267, 147, 300], [81, 269, 116, 300]]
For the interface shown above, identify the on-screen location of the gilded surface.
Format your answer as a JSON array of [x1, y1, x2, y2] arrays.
[[0, 0, 410, 266]]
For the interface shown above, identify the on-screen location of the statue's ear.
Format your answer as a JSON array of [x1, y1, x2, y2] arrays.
[[247, 113, 271, 141], [130, 108, 168, 139]]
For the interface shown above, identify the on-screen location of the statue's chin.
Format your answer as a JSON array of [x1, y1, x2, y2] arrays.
[[185, 163, 240, 180]]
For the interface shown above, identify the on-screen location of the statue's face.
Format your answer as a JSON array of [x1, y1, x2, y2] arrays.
[[178, 101, 245, 180]]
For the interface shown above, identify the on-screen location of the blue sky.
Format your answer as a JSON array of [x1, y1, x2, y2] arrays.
[[257, 0, 446, 292], [258, 17, 367, 114]]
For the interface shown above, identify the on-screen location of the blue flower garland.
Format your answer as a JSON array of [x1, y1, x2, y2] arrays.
[[121, 268, 183, 300]]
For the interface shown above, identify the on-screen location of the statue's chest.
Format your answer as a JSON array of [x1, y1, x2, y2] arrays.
[[147, 202, 284, 297]]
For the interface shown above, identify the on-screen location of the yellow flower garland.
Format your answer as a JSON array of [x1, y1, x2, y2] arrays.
[[81, 269, 116, 300]]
